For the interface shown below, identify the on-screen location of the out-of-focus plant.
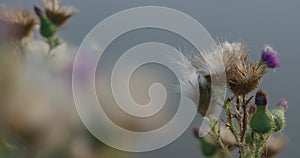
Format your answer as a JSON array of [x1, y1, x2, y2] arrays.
[[33, 0, 78, 54], [183, 42, 288, 158], [0, 1, 130, 158]]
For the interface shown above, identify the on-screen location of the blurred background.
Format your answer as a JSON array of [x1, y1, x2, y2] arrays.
[[1, 0, 299, 157]]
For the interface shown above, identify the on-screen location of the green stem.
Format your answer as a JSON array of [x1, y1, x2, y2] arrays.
[[241, 95, 248, 145], [254, 135, 264, 158], [236, 96, 243, 136], [214, 122, 232, 158], [46, 36, 62, 56], [225, 101, 244, 158]]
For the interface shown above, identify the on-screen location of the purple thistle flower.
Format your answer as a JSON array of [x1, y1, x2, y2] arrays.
[[276, 98, 288, 112], [261, 45, 280, 68]]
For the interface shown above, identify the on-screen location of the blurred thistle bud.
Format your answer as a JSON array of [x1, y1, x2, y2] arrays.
[[193, 126, 218, 157], [261, 45, 280, 69], [276, 98, 288, 112], [250, 90, 273, 134], [200, 137, 217, 157], [34, 5, 57, 39], [192, 126, 216, 156], [271, 99, 288, 132], [249, 104, 257, 114]]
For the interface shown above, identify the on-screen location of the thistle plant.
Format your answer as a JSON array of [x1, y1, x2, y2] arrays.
[[0, 1, 77, 57], [33, 0, 78, 54], [189, 42, 288, 158], [0, 1, 132, 157]]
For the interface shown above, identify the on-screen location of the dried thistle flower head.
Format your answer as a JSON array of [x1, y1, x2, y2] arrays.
[[192, 41, 263, 95], [220, 41, 249, 71], [220, 42, 268, 95], [193, 42, 248, 74], [0, 5, 38, 42], [227, 62, 266, 95], [43, 0, 78, 27], [192, 44, 225, 77]]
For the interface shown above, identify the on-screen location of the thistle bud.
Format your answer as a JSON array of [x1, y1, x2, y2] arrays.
[[271, 99, 288, 132], [250, 90, 273, 134], [276, 98, 288, 112], [34, 5, 57, 39], [200, 137, 217, 157], [193, 126, 217, 156]]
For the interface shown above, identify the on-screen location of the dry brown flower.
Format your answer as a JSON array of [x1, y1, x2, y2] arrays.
[[227, 61, 267, 96], [0, 5, 38, 42], [221, 42, 249, 71], [192, 42, 248, 76], [192, 42, 259, 108], [43, 0, 78, 27], [221, 42, 267, 95]]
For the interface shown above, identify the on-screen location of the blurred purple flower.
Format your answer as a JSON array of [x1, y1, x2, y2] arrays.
[[276, 98, 288, 112], [261, 45, 280, 68]]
